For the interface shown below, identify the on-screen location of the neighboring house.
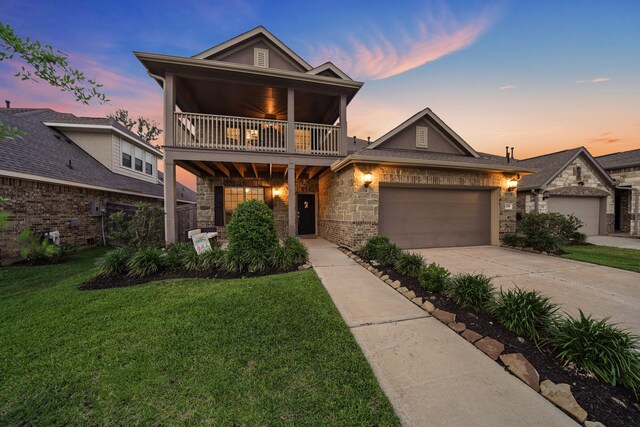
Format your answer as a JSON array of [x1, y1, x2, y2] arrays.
[[135, 26, 530, 249], [596, 149, 640, 236], [0, 107, 196, 261], [515, 147, 615, 236]]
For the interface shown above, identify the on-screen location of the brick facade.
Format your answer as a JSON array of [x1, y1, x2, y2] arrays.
[[608, 167, 640, 236], [0, 177, 162, 262]]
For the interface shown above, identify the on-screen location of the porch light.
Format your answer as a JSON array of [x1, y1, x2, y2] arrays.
[[507, 178, 518, 191], [363, 172, 373, 187], [273, 188, 280, 197], [245, 187, 251, 193]]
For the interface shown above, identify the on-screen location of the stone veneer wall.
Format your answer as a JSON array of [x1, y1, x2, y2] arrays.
[[518, 155, 615, 233], [0, 176, 162, 261], [608, 167, 640, 236], [197, 176, 318, 238], [318, 164, 516, 249]]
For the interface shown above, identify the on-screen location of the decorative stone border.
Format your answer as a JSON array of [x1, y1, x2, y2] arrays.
[[339, 247, 598, 426]]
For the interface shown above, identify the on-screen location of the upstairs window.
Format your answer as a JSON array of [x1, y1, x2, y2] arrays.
[[134, 147, 143, 172], [254, 48, 269, 68], [121, 140, 132, 168], [145, 152, 154, 175]]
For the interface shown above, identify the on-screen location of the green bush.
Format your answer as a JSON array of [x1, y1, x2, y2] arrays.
[[97, 247, 130, 276], [501, 234, 526, 247], [164, 242, 195, 270], [17, 229, 62, 263], [182, 249, 202, 272], [418, 262, 450, 292], [446, 274, 495, 312], [545, 311, 640, 391], [519, 212, 583, 253], [377, 242, 402, 267], [127, 247, 164, 277], [109, 202, 164, 249], [226, 199, 279, 272], [270, 237, 310, 271], [492, 287, 559, 342], [199, 248, 223, 270], [394, 251, 425, 278], [360, 236, 392, 261]]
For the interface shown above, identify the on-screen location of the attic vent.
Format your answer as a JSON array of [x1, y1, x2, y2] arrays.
[[416, 126, 428, 149], [254, 48, 269, 68]]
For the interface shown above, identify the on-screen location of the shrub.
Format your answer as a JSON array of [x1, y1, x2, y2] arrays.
[[164, 242, 195, 270], [492, 287, 559, 342], [127, 247, 164, 277], [270, 237, 310, 271], [226, 199, 279, 272], [182, 249, 202, 272], [501, 234, 526, 247], [360, 236, 392, 261], [199, 248, 223, 270], [394, 251, 425, 278], [446, 273, 495, 312], [377, 242, 402, 267], [97, 247, 130, 276], [418, 262, 450, 293], [545, 311, 640, 391], [17, 229, 62, 262], [519, 212, 583, 253], [109, 202, 164, 249]]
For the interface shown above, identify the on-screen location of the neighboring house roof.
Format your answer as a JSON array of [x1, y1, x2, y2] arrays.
[[306, 62, 353, 81], [366, 108, 481, 158], [192, 25, 313, 71], [517, 147, 614, 191], [595, 149, 640, 170], [0, 108, 195, 203]]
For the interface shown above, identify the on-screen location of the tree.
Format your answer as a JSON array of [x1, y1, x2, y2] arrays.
[[108, 109, 163, 146], [0, 22, 109, 140]]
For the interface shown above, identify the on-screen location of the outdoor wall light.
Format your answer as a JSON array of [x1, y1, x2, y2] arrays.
[[273, 188, 280, 197], [363, 172, 373, 187], [245, 187, 251, 193], [507, 178, 518, 191]]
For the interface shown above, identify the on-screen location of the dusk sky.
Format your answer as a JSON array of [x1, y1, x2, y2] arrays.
[[3, 0, 639, 189]]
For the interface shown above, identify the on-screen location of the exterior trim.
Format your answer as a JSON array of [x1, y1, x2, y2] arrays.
[[366, 107, 480, 158], [0, 169, 195, 204], [306, 62, 353, 81]]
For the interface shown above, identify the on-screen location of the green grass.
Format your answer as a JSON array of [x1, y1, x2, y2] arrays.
[[561, 245, 640, 273], [0, 248, 399, 426]]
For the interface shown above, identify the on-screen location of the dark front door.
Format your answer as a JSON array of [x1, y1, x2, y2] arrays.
[[297, 194, 316, 235]]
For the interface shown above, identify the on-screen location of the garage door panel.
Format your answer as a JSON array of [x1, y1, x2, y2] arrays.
[[379, 187, 491, 249], [547, 197, 600, 236]]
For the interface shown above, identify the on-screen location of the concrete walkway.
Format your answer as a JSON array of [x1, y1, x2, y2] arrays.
[[587, 235, 640, 250], [305, 238, 576, 427]]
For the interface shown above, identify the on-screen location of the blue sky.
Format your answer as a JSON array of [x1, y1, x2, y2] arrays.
[[3, 0, 639, 187]]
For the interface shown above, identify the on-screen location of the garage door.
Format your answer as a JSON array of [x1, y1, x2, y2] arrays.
[[379, 187, 492, 249], [547, 196, 600, 236]]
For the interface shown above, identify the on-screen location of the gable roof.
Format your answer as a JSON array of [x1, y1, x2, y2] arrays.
[[0, 108, 195, 203], [306, 62, 352, 81], [366, 108, 481, 158], [192, 26, 312, 71], [596, 149, 640, 170], [517, 147, 614, 191]]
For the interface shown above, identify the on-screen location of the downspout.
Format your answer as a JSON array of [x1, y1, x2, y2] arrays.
[[147, 71, 165, 89]]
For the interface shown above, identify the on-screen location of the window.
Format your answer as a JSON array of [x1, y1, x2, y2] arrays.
[[224, 186, 265, 224], [416, 126, 428, 148], [121, 140, 132, 168], [145, 162, 153, 175], [295, 129, 311, 153], [134, 147, 143, 172], [254, 48, 269, 68], [135, 158, 143, 172], [576, 166, 582, 181]]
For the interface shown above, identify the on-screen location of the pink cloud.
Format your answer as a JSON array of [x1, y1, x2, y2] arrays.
[[309, 5, 500, 80], [576, 77, 611, 84], [500, 85, 516, 90]]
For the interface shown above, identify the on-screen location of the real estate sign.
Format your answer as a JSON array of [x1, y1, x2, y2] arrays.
[[192, 233, 212, 254]]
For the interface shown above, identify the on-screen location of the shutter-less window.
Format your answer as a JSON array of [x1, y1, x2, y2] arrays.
[[254, 48, 269, 68], [416, 126, 428, 149]]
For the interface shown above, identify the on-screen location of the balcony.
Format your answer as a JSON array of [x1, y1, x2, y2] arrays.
[[174, 112, 341, 156]]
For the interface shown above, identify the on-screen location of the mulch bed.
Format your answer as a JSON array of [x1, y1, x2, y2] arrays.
[[79, 266, 301, 291], [345, 249, 640, 427]]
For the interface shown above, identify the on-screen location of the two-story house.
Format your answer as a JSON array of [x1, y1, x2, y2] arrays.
[[135, 26, 531, 249], [0, 107, 195, 261]]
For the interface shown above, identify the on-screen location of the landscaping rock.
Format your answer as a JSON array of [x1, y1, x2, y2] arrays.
[[411, 297, 423, 306], [421, 301, 435, 313], [499, 353, 540, 392], [540, 380, 587, 423], [371, 260, 380, 267], [385, 279, 393, 285], [475, 337, 505, 360], [380, 274, 389, 281], [375, 270, 382, 277], [402, 290, 416, 300], [448, 322, 466, 333], [461, 329, 482, 343], [297, 263, 312, 270], [584, 421, 605, 427], [391, 280, 401, 289], [432, 309, 455, 324]]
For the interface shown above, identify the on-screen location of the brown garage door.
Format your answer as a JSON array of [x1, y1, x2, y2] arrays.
[[379, 187, 492, 249], [547, 196, 600, 236]]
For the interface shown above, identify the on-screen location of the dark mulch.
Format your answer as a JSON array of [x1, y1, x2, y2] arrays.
[[79, 266, 300, 291], [346, 249, 640, 427]]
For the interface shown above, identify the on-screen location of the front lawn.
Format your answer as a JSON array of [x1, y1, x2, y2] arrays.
[[561, 244, 640, 273], [0, 248, 398, 426]]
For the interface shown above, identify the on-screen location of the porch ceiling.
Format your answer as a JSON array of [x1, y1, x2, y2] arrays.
[[176, 160, 327, 181]]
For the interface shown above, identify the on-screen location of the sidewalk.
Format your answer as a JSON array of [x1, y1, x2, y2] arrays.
[[305, 238, 576, 427]]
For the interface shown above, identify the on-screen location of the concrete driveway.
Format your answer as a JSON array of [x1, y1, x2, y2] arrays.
[[412, 246, 640, 335]]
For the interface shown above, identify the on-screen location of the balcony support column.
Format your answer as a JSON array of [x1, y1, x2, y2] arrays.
[[164, 159, 177, 244], [164, 72, 176, 147], [339, 94, 348, 156], [287, 88, 295, 154], [288, 163, 296, 236]]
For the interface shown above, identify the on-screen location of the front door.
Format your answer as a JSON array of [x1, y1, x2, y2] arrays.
[[297, 194, 316, 235]]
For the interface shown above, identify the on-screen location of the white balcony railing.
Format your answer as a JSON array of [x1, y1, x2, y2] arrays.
[[174, 112, 341, 155]]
